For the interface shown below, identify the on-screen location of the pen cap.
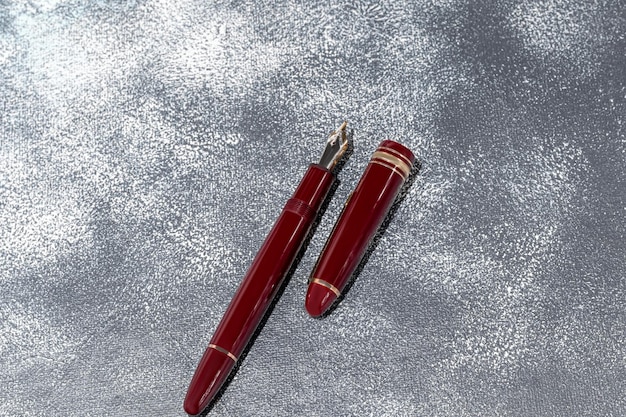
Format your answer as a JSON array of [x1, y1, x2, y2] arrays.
[[371, 140, 415, 179], [306, 140, 415, 316]]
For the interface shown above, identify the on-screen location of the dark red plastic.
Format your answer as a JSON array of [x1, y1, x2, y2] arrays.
[[306, 140, 415, 317], [184, 164, 334, 415]]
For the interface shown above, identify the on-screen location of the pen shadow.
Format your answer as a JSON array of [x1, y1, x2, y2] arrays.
[[194, 128, 355, 416], [316, 159, 422, 319]]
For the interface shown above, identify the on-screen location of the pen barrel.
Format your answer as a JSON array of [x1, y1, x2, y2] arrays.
[[209, 163, 334, 356], [311, 140, 415, 295], [184, 164, 334, 414]]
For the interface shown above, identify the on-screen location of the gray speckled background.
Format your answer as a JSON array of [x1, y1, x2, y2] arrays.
[[1, 1, 625, 416]]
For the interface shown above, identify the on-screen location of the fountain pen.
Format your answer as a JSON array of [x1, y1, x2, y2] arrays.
[[184, 122, 349, 415]]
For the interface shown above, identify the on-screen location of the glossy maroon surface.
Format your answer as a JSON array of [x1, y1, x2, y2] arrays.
[[185, 164, 334, 414], [305, 284, 336, 318], [183, 348, 233, 415], [306, 140, 415, 317]]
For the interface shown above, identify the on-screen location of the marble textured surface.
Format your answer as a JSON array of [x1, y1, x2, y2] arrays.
[[1, 1, 625, 416]]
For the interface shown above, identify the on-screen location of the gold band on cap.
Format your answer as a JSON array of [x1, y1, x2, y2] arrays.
[[310, 278, 341, 297], [370, 160, 408, 180], [378, 146, 413, 167], [371, 150, 411, 179], [208, 344, 238, 362]]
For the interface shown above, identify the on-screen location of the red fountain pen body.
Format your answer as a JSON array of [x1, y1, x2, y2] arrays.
[[305, 140, 415, 317], [184, 124, 348, 415]]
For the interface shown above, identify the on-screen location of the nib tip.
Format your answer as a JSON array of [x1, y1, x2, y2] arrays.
[[318, 121, 349, 170]]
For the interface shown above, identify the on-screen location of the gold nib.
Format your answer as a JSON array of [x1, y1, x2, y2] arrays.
[[319, 121, 349, 171]]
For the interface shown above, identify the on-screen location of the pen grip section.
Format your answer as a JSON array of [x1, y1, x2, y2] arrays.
[[209, 164, 334, 356]]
